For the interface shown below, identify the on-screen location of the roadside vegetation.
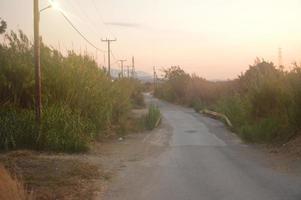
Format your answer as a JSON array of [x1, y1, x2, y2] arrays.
[[154, 61, 301, 143], [0, 29, 145, 152], [144, 104, 161, 130]]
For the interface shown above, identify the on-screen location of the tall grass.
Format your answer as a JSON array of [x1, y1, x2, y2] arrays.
[[155, 61, 301, 143], [144, 104, 161, 130], [0, 30, 144, 152]]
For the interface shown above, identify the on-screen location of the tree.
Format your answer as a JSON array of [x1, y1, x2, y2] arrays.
[[161, 66, 190, 102], [0, 18, 7, 34]]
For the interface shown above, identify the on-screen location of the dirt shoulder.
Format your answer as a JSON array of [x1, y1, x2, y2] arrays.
[[0, 150, 102, 200], [0, 117, 170, 200], [261, 134, 301, 174], [93, 118, 171, 200]]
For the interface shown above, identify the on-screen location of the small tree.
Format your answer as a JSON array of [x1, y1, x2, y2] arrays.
[[0, 18, 7, 34]]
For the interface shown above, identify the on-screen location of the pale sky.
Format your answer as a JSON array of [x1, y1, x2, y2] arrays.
[[1, 0, 301, 79]]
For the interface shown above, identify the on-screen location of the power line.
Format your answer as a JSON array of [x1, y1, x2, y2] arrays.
[[67, 0, 103, 40], [110, 50, 118, 62], [59, 10, 105, 52], [90, 0, 117, 39]]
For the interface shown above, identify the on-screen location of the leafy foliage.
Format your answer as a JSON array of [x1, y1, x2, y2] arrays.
[[0, 18, 7, 34], [0, 30, 143, 152], [155, 61, 301, 143], [144, 104, 161, 130]]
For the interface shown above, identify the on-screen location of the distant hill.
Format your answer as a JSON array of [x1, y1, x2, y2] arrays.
[[110, 68, 153, 82]]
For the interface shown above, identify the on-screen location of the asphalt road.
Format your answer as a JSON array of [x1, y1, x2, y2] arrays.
[[105, 94, 301, 200]]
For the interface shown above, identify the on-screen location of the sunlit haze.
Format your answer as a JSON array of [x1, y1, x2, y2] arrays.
[[1, 0, 301, 79]]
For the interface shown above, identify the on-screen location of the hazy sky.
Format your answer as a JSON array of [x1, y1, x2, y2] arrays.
[[1, 0, 301, 79]]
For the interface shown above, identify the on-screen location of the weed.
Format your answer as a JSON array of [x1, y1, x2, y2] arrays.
[[144, 104, 161, 130]]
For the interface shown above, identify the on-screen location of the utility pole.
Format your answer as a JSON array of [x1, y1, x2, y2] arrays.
[[34, 0, 42, 123], [118, 59, 126, 78], [103, 52, 106, 69], [127, 65, 130, 78], [58, 40, 61, 52], [278, 47, 283, 69], [131, 56, 135, 78], [101, 38, 116, 76], [95, 49, 98, 66], [153, 66, 157, 91]]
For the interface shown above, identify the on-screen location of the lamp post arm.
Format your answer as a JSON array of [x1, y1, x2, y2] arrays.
[[39, 5, 52, 13]]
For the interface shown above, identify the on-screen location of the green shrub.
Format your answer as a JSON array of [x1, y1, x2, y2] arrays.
[[144, 104, 161, 130], [156, 62, 301, 144], [0, 30, 145, 152], [0, 105, 90, 152], [190, 100, 205, 112], [0, 107, 36, 150], [239, 118, 283, 143], [38, 105, 91, 152], [214, 95, 250, 130]]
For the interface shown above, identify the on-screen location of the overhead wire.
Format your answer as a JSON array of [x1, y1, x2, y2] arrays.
[[59, 10, 105, 52], [110, 50, 118, 62], [62, 0, 122, 68], [89, 0, 121, 64], [67, 0, 104, 40], [90, 0, 117, 39]]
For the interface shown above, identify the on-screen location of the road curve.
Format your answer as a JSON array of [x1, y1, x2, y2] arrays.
[[104, 94, 301, 200]]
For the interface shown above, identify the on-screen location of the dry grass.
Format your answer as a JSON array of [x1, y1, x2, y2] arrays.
[[0, 164, 34, 200], [0, 151, 101, 200]]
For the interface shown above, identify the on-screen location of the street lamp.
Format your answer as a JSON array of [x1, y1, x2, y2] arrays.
[[40, 0, 61, 13], [33, 0, 60, 123]]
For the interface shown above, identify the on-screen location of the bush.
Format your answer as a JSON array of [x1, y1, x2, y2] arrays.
[[239, 118, 283, 143], [38, 105, 91, 152], [144, 104, 161, 130], [0, 105, 90, 152], [0, 107, 36, 151], [214, 95, 250, 130], [155, 61, 301, 144], [0, 30, 145, 152], [190, 100, 205, 112]]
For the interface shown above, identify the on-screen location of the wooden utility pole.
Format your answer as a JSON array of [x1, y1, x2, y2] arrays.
[[34, 0, 42, 123], [278, 47, 283, 69], [131, 56, 135, 78], [118, 59, 126, 78], [153, 66, 157, 91], [101, 38, 116, 76], [103, 52, 106, 69], [127, 65, 130, 78], [95, 49, 98, 66]]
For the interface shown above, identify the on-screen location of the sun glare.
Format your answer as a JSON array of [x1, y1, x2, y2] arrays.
[[49, 0, 61, 12]]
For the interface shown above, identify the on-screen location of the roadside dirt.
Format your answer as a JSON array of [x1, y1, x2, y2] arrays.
[[261, 134, 301, 174], [93, 119, 171, 200], [0, 116, 171, 200], [0, 150, 102, 200]]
